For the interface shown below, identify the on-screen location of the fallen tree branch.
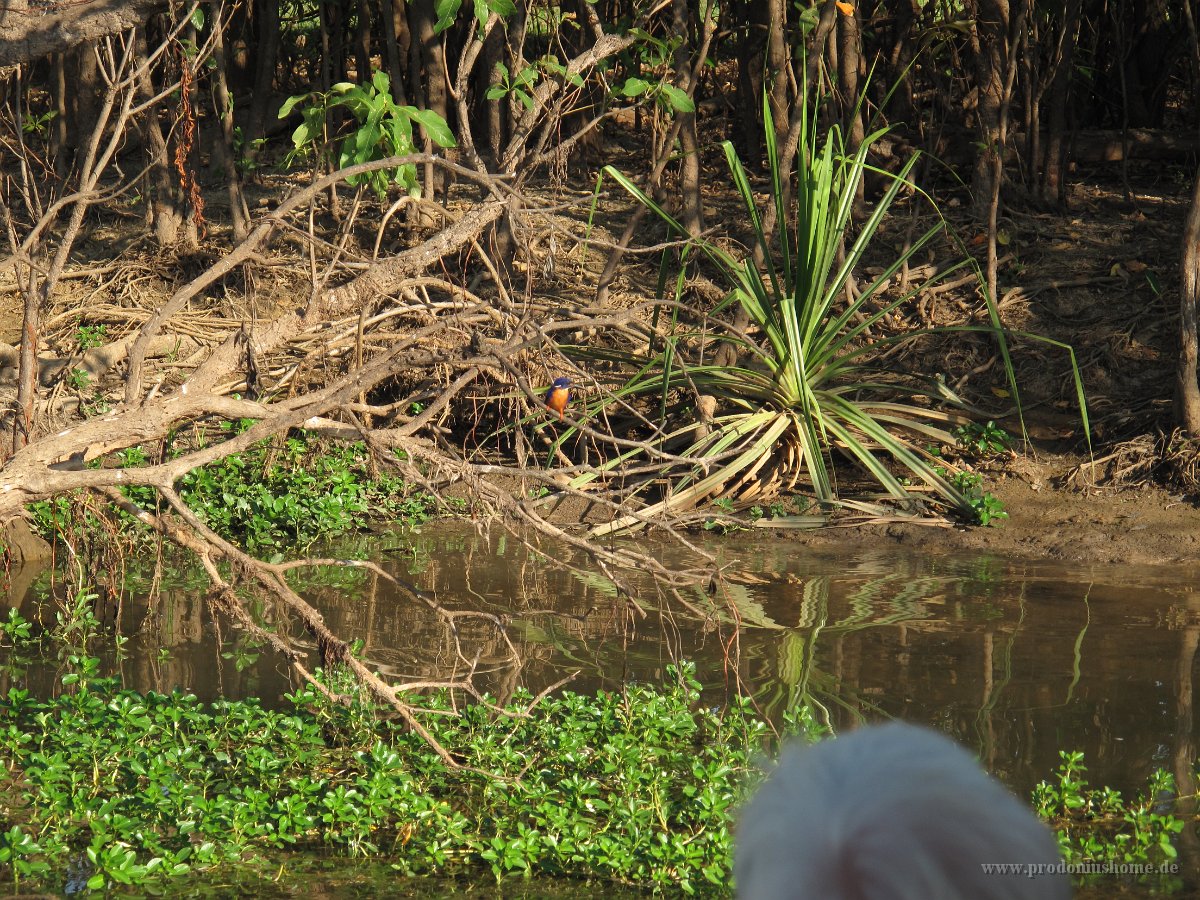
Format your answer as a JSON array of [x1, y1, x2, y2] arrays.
[[0, 0, 169, 68]]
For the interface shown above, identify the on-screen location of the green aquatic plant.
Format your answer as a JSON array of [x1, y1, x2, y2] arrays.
[[179, 436, 437, 550], [942, 469, 1008, 527], [0, 664, 762, 894], [29, 433, 437, 553], [1033, 750, 1185, 874], [586, 94, 1005, 533], [0, 663, 1189, 895]]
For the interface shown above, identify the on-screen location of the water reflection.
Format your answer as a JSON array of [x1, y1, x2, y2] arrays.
[[4, 523, 1199, 827]]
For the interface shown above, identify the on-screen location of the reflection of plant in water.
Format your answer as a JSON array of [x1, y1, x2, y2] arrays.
[[962, 601, 1005, 622], [561, 564, 951, 727], [393, 532, 468, 577], [952, 556, 1004, 591], [757, 573, 942, 727], [711, 581, 780, 630], [0, 608, 38, 683]]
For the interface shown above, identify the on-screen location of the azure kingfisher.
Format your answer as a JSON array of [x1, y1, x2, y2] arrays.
[[544, 376, 571, 421]]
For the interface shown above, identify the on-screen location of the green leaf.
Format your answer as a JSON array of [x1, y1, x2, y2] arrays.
[[277, 93, 308, 119], [489, 0, 517, 15], [797, 4, 821, 35], [290, 121, 313, 149], [355, 123, 382, 155], [412, 109, 456, 148], [398, 165, 421, 198], [620, 77, 650, 97], [388, 117, 415, 154], [515, 65, 537, 88], [435, 0, 461, 31], [659, 84, 694, 113], [333, 86, 372, 120]]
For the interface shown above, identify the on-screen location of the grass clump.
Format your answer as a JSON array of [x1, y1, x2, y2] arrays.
[[587, 93, 998, 533]]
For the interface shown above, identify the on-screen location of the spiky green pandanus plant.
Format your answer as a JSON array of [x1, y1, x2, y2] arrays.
[[585, 98, 998, 535]]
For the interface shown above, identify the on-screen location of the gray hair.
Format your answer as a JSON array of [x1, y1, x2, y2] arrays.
[[735, 723, 1071, 900]]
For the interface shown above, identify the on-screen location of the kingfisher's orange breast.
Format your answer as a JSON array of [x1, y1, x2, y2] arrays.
[[546, 387, 569, 418]]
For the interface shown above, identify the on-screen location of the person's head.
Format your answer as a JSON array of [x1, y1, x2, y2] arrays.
[[735, 723, 1071, 900]]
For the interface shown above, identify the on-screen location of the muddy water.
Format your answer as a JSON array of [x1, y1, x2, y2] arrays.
[[4, 522, 1199, 888]]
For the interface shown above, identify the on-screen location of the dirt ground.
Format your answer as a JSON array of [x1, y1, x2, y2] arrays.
[[781, 459, 1200, 567]]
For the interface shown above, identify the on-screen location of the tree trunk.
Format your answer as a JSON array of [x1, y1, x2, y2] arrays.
[[482, 20, 505, 167], [735, 2, 768, 168], [0, 0, 166, 67], [411, 0, 447, 198], [837, 2, 865, 211], [406, 0, 425, 114], [503, 2, 526, 151], [382, 0, 410, 103], [767, 0, 788, 145], [223, 0, 254, 95], [672, 0, 702, 237], [884, 1, 919, 125], [354, 0, 373, 81], [12, 269, 38, 453], [247, 0, 280, 149], [136, 27, 184, 246], [181, 20, 202, 249], [1040, 0, 1081, 204], [53, 42, 102, 177], [210, 1, 250, 241], [967, 0, 1010, 216], [49, 53, 69, 171], [323, 0, 347, 85], [983, 0, 1027, 307], [1177, 164, 1200, 435], [1021, 11, 1038, 182]]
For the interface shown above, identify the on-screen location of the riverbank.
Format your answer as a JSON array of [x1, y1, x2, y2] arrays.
[[776, 449, 1200, 567]]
